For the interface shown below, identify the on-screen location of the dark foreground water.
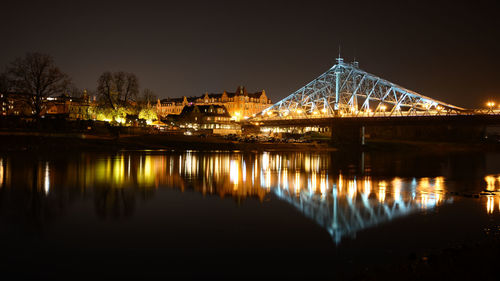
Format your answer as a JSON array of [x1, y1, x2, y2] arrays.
[[1, 150, 500, 280]]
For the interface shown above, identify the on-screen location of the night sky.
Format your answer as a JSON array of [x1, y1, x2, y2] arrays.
[[1, 0, 499, 108]]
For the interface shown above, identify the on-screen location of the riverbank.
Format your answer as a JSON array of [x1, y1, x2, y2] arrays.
[[0, 132, 335, 152], [1, 132, 499, 153]]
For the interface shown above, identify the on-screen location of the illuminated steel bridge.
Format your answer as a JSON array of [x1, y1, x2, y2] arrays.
[[253, 57, 491, 121]]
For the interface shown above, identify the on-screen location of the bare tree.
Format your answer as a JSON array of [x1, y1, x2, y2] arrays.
[[0, 73, 10, 93], [123, 73, 139, 102], [97, 71, 139, 109], [6, 53, 71, 117], [97, 71, 116, 109], [141, 88, 157, 105]]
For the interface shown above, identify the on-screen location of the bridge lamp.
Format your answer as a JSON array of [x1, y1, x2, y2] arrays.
[[266, 111, 272, 116], [313, 111, 318, 115], [321, 108, 327, 113], [436, 105, 443, 111], [487, 101, 495, 108], [379, 105, 387, 112], [296, 109, 303, 114]]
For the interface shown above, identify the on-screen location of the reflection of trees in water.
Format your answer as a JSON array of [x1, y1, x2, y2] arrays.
[[94, 187, 136, 219], [0, 160, 76, 233], [0, 151, 493, 232]]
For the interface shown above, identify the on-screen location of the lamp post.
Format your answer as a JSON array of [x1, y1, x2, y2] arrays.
[[487, 101, 495, 113]]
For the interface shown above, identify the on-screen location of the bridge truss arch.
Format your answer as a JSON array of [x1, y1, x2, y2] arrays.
[[259, 58, 464, 120]]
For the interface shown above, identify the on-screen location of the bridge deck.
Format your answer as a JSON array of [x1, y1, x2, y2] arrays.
[[250, 114, 500, 127]]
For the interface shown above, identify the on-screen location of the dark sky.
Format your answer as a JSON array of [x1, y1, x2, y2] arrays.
[[1, 0, 499, 108]]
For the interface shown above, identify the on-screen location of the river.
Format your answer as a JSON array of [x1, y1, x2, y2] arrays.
[[1, 150, 499, 280]]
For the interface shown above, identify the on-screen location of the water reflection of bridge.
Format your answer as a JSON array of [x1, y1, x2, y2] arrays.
[[2, 152, 500, 243], [274, 176, 447, 243]]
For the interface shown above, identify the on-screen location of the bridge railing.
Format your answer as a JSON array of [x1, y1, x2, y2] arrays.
[[251, 109, 500, 121]]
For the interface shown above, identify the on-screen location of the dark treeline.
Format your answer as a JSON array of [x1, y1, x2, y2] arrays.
[[1, 52, 158, 123]]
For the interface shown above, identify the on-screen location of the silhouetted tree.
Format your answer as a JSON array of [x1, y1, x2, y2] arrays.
[[5, 53, 71, 117], [97, 71, 139, 109], [141, 88, 157, 105], [0, 73, 10, 93]]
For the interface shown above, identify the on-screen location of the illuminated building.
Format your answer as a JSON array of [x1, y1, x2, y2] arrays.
[[0, 92, 33, 116], [45, 92, 91, 119], [0, 91, 91, 119], [156, 96, 192, 117], [156, 86, 272, 120], [176, 104, 241, 134]]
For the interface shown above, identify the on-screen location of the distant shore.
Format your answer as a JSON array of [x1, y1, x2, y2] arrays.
[[0, 132, 335, 153]]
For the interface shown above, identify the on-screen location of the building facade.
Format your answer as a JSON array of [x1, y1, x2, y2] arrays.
[[156, 86, 271, 120], [0, 91, 91, 119], [176, 104, 240, 134]]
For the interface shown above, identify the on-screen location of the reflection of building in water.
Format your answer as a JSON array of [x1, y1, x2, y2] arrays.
[[8, 151, 500, 240], [484, 175, 500, 214], [0, 158, 4, 187]]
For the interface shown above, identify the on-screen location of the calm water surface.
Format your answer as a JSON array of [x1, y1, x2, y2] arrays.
[[1, 150, 500, 279]]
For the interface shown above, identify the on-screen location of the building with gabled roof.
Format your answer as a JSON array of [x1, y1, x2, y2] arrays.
[[175, 104, 240, 134], [156, 86, 271, 121]]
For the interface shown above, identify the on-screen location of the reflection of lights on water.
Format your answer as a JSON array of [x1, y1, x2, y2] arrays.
[[435, 177, 444, 189], [169, 157, 174, 175], [127, 155, 131, 177], [310, 171, 317, 193], [363, 177, 371, 196], [348, 179, 356, 199], [44, 162, 50, 194], [421, 194, 429, 207], [282, 168, 288, 190], [487, 196, 495, 214], [393, 177, 402, 202], [294, 172, 301, 194], [18, 152, 462, 243], [320, 174, 327, 196], [265, 170, 271, 191], [0, 158, 3, 187], [230, 159, 239, 187], [420, 177, 430, 188], [242, 161, 246, 183], [262, 152, 269, 171], [378, 181, 387, 202], [113, 155, 125, 184]]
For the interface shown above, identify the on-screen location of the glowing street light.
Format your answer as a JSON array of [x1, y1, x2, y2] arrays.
[[487, 101, 495, 108], [379, 105, 387, 112]]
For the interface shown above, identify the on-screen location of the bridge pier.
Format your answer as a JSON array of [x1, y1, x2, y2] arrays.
[[330, 123, 365, 147]]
